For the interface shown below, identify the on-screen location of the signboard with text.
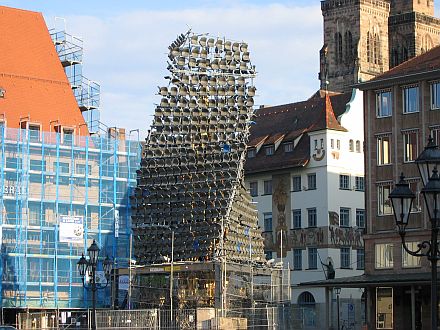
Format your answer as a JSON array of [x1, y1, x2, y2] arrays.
[[59, 215, 83, 244]]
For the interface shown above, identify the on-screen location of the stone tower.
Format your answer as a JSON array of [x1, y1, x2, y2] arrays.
[[389, 0, 440, 67], [320, 0, 440, 93], [320, 0, 390, 92]]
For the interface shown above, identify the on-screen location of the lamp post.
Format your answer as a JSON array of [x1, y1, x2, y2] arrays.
[[334, 287, 341, 330], [77, 240, 113, 330], [389, 137, 440, 330]]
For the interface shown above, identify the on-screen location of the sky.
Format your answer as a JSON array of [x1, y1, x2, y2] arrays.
[[2, 1, 440, 139]]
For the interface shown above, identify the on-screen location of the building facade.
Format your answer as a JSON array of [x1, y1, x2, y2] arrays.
[[358, 44, 440, 329], [0, 6, 142, 326], [320, 0, 440, 93], [244, 90, 366, 328]]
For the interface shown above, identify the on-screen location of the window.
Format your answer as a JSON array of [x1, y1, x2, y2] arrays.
[[376, 90, 392, 117], [298, 292, 316, 326], [340, 247, 351, 268], [265, 145, 274, 156], [76, 163, 91, 176], [247, 148, 256, 158], [345, 30, 353, 63], [355, 176, 365, 191], [431, 82, 440, 109], [340, 208, 350, 227], [375, 243, 393, 269], [402, 242, 421, 268], [331, 139, 334, 149], [30, 159, 45, 172], [28, 204, 40, 226], [249, 181, 258, 197], [307, 208, 317, 227], [57, 162, 70, 174], [314, 139, 318, 150], [334, 32, 343, 64], [284, 142, 294, 153], [339, 174, 350, 190], [63, 128, 74, 145], [356, 209, 365, 228], [292, 176, 301, 192], [431, 126, 440, 145], [356, 140, 361, 153], [349, 139, 354, 152], [263, 213, 272, 232], [378, 183, 393, 215], [377, 135, 391, 165], [403, 130, 418, 162], [293, 249, 302, 270], [308, 248, 318, 269], [28, 124, 41, 142], [292, 209, 302, 229], [336, 140, 340, 150], [357, 249, 365, 270], [263, 180, 272, 195], [307, 173, 316, 190], [409, 181, 421, 212], [403, 86, 419, 113]]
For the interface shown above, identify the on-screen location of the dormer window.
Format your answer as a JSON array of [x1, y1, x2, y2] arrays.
[[284, 142, 294, 153], [55, 125, 75, 145], [21, 121, 41, 142], [265, 145, 274, 156], [247, 148, 256, 159]]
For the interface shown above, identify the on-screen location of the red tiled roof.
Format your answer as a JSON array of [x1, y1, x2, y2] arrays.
[[0, 6, 88, 134], [367, 44, 440, 83], [244, 91, 351, 174]]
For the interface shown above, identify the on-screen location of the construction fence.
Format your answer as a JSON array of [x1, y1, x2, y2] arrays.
[[15, 305, 323, 329]]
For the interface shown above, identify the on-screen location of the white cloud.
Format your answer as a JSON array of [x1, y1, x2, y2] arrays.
[[57, 3, 322, 137]]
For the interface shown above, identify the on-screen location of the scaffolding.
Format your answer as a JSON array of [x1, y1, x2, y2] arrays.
[[0, 126, 142, 310], [50, 29, 101, 134]]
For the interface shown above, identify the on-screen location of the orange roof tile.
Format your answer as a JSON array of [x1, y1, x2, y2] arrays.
[[0, 6, 88, 135]]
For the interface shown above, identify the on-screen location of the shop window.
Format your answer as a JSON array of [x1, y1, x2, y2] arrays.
[[376, 287, 393, 329]]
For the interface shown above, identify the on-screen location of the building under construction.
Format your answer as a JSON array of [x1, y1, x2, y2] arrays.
[[128, 31, 289, 315], [0, 6, 142, 326]]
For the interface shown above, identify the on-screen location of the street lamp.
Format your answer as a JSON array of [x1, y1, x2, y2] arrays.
[[334, 287, 341, 330], [389, 138, 440, 330], [77, 240, 113, 330]]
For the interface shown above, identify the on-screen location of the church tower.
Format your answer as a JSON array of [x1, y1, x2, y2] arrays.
[[320, 0, 440, 93], [389, 0, 440, 67], [320, 0, 390, 92]]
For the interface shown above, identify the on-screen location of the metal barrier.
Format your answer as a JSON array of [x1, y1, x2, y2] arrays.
[[16, 305, 319, 329], [95, 309, 158, 329]]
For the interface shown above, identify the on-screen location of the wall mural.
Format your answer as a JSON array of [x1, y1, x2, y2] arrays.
[[272, 174, 290, 257], [264, 203, 364, 252]]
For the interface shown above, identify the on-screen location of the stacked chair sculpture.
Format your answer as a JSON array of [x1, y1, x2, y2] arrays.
[[131, 32, 266, 265]]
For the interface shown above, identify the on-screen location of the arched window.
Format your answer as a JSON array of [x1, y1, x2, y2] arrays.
[[373, 33, 380, 64], [367, 32, 371, 63], [421, 34, 433, 53], [298, 291, 316, 306], [345, 31, 353, 64], [298, 291, 316, 326], [335, 32, 343, 64], [391, 48, 399, 68]]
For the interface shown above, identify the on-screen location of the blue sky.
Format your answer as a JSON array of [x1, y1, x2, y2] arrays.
[[2, 1, 439, 137]]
